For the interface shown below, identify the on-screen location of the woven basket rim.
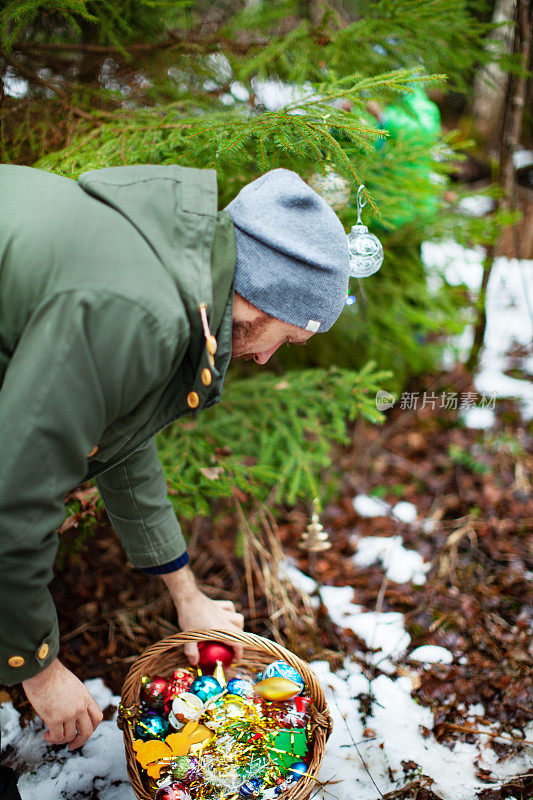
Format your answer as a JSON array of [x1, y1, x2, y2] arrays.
[[119, 629, 332, 800]]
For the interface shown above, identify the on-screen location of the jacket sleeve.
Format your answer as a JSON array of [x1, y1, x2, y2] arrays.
[[95, 437, 188, 570], [0, 289, 179, 685]]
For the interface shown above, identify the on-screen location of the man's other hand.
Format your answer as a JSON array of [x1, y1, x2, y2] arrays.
[[161, 565, 245, 664], [22, 658, 103, 750]]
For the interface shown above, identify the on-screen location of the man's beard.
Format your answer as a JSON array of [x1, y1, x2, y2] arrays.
[[231, 317, 270, 361]]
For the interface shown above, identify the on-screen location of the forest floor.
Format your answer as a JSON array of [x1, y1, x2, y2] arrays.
[[1, 361, 531, 800]]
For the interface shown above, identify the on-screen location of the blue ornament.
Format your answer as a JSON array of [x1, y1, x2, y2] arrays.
[[134, 712, 169, 741], [240, 777, 263, 797], [287, 761, 308, 781], [262, 661, 305, 692], [226, 677, 255, 699], [345, 294, 357, 306], [190, 675, 222, 702]]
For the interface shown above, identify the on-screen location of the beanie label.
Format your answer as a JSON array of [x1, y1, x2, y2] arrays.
[[305, 319, 321, 332]]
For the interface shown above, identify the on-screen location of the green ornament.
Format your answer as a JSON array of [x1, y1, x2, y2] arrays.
[[170, 756, 191, 781], [267, 728, 308, 772]]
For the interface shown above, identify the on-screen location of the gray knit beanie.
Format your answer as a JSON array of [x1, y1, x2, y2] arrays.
[[223, 168, 350, 333]]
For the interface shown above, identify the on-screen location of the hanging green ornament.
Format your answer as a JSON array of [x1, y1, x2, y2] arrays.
[[347, 185, 384, 278]]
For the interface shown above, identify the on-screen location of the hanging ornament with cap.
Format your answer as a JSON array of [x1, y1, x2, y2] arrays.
[[347, 184, 384, 279], [307, 163, 350, 211]]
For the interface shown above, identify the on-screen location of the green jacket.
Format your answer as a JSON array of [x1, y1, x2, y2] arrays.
[[0, 164, 236, 685]]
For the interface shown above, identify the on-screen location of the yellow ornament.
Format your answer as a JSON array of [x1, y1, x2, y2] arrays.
[[254, 677, 301, 701], [213, 660, 226, 687], [133, 720, 213, 778]]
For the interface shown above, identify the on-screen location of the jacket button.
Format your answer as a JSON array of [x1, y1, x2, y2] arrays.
[[187, 391, 200, 409], [37, 643, 50, 660], [8, 655, 25, 668], [206, 335, 217, 356], [201, 368, 212, 387], [87, 445, 98, 458]]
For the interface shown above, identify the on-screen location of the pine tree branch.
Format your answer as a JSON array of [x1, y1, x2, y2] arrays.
[[12, 29, 269, 58], [2, 52, 66, 96]]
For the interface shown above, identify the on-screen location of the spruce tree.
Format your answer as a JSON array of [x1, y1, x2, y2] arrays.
[[0, 0, 513, 512]]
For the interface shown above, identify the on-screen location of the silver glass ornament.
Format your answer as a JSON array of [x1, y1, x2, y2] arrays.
[[347, 185, 384, 278], [308, 164, 350, 211]]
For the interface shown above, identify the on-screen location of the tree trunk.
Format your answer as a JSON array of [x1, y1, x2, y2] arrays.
[[466, 0, 532, 373], [472, 0, 517, 152]]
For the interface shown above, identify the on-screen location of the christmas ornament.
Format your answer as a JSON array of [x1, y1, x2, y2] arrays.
[[204, 693, 251, 730], [298, 497, 331, 552], [287, 761, 308, 781], [163, 669, 195, 711], [347, 184, 384, 278], [168, 755, 201, 783], [134, 722, 212, 779], [267, 728, 308, 771], [190, 675, 223, 703], [141, 676, 169, 713], [134, 712, 170, 741], [226, 677, 256, 699], [213, 660, 227, 687], [262, 661, 304, 692], [197, 641, 234, 672], [254, 677, 301, 701], [308, 164, 350, 211], [240, 776, 264, 797], [154, 781, 191, 800], [222, 694, 249, 717], [169, 693, 204, 727], [263, 696, 310, 729]]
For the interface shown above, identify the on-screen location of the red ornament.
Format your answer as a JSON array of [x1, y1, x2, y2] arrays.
[[155, 781, 191, 800], [260, 695, 311, 728], [141, 676, 169, 712], [163, 669, 195, 713], [197, 641, 234, 672]]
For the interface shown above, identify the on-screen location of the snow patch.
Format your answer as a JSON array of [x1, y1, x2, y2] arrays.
[[319, 585, 410, 664], [460, 406, 496, 429], [278, 557, 318, 595], [458, 195, 495, 217], [314, 610, 533, 800], [0, 681, 134, 800], [391, 501, 418, 523], [422, 240, 533, 421], [351, 535, 430, 585], [408, 645, 454, 664], [352, 494, 391, 517]]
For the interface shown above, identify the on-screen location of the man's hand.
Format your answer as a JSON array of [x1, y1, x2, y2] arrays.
[[161, 565, 245, 664], [22, 658, 103, 750]]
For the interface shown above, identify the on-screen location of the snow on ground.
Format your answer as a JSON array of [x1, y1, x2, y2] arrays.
[[0, 680, 135, 800], [314, 657, 533, 800], [352, 494, 418, 523], [2, 582, 531, 800], [408, 645, 454, 664], [422, 239, 533, 422], [350, 534, 430, 585]]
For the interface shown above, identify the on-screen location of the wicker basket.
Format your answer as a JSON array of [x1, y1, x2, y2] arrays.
[[118, 629, 333, 800]]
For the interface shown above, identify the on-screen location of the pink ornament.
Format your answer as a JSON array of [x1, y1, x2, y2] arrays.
[[197, 641, 234, 672], [155, 781, 191, 800]]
